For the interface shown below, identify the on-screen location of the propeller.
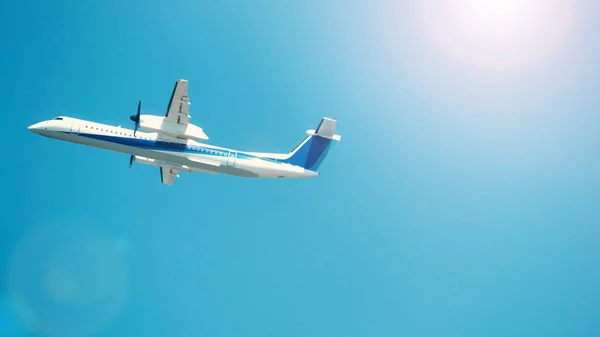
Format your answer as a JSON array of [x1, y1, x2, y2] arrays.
[[129, 100, 141, 136], [129, 154, 134, 168]]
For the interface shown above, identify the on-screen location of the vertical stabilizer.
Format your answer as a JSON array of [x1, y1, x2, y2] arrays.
[[282, 118, 341, 171]]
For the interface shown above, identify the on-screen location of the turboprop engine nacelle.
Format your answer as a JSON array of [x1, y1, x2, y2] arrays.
[[138, 115, 209, 141]]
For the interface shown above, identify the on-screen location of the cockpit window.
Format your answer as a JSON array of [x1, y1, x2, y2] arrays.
[[53, 117, 63, 120]]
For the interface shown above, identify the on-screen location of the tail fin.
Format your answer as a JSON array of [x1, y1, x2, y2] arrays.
[[283, 118, 341, 171]]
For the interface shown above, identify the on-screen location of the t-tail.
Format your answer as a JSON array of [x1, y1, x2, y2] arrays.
[[280, 117, 341, 172]]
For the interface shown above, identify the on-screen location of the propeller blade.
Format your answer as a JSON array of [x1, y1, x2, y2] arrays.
[[129, 155, 134, 168], [133, 100, 141, 137]]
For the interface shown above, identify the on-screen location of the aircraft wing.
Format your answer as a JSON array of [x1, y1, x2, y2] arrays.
[[160, 167, 178, 186], [164, 79, 191, 126]]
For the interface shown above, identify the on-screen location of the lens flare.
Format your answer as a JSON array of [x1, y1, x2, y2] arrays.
[[5, 222, 128, 337], [418, 0, 574, 71]]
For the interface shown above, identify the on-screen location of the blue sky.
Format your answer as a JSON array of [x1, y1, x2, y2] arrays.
[[1, 0, 599, 336]]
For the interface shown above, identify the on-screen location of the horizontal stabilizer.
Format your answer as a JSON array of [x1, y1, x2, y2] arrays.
[[281, 117, 341, 171], [306, 117, 341, 140]]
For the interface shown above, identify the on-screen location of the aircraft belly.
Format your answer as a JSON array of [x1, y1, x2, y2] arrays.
[[238, 158, 305, 178], [55, 132, 281, 178], [134, 149, 260, 178]]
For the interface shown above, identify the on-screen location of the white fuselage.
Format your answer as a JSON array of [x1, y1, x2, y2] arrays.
[[28, 116, 318, 178]]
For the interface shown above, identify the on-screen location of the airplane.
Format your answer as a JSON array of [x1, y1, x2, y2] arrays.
[[28, 79, 341, 185]]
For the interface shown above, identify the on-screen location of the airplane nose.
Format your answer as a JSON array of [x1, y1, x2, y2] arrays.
[[28, 122, 43, 134]]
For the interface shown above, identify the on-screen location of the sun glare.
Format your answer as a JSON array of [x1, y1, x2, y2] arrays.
[[418, 0, 574, 71]]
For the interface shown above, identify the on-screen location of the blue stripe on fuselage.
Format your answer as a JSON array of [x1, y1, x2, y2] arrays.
[[68, 132, 281, 164]]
